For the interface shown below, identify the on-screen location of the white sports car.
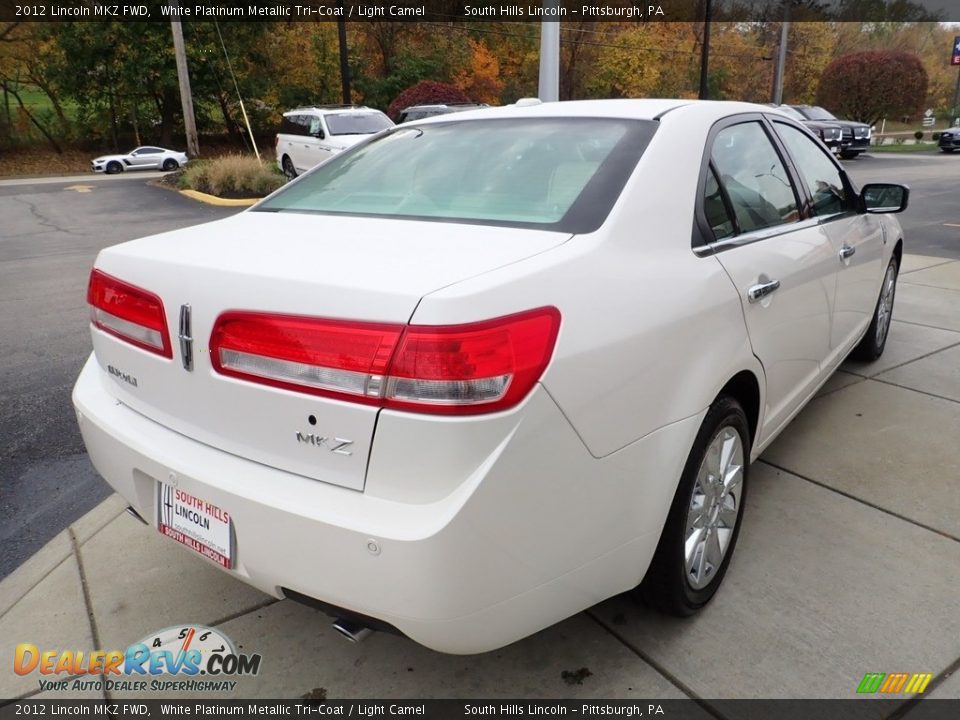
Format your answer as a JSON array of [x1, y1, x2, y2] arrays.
[[90, 146, 189, 174], [73, 100, 908, 654]]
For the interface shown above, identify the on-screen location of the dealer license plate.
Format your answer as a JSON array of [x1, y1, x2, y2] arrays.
[[157, 483, 234, 569]]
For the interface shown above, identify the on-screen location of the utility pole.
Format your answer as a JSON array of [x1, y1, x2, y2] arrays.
[[169, 0, 199, 157], [771, 4, 790, 105], [337, 11, 351, 104], [698, 0, 713, 100], [538, 8, 560, 102]]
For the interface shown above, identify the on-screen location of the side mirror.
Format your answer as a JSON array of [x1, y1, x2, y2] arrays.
[[860, 183, 909, 214], [313, 129, 325, 140]]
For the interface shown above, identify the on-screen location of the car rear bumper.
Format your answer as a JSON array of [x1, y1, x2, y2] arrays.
[[72, 354, 700, 653]]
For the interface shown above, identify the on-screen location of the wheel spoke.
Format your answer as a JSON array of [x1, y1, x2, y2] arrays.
[[695, 534, 710, 582], [717, 503, 738, 529], [723, 463, 743, 495], [685, 528, 706, 575], [719, 430, 736, 474], [705, 530, 723, 574]]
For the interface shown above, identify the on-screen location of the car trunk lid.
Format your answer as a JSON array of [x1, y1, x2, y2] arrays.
[[88, 211, 569, 491]]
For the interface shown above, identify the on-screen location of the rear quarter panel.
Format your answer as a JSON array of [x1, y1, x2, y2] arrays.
[[414, 109, 762, 458]]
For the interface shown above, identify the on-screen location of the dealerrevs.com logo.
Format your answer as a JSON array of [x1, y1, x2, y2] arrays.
[[14, 625, 262, 693]]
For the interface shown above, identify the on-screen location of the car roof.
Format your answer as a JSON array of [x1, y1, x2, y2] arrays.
[[409, 99, 784, 127], [283, 105, 379, 116], [404, 103, 489, 110]]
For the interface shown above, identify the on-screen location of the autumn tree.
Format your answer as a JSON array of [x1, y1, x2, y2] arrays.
[[453, 39, 503, 105], [584, 23, 700, 100], [816, 49, 928, 123], [387, 80, 470, 120]]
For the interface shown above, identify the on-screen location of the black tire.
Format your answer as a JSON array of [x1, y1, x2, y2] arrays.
[[639, 395, 750, 616], [106, 161, 123, 174], [850, 256, 899, 362], [840, 150, 860, 160], [941, 148, 955, 154], [162, 159, 179, 171], [281, 156, 297, 180]]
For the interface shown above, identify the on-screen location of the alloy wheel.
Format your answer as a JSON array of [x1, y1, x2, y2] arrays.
[[684, 425, 744, 590], [875, 263, 897, 347]]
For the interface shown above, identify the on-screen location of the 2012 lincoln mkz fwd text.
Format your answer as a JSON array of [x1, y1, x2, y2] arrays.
[[73, 100, 908, 654]]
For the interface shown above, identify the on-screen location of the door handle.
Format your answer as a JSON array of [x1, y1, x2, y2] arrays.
[[747, 279, 781, 303], [839, 245, 856, 260]]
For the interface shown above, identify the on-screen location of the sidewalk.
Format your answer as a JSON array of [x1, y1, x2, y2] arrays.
[[2, 254, 959, 705]]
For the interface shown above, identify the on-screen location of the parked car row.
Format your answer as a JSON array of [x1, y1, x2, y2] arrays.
[[90, 101, 889, 181], [789, 105, 872, 159], [772, 105, 871, 159]]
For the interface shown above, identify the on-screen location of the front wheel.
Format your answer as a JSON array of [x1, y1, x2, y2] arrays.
[[640, 396, 750, 616], [850, 256, 899, 362], [106, 161, 123, 174], [840, 150, 860, 160]]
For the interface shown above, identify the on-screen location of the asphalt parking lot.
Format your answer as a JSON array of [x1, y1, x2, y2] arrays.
[[1, 152, 958, 705]]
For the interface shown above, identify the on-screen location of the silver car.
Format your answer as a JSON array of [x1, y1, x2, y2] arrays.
[[91, 146, 189, 174]]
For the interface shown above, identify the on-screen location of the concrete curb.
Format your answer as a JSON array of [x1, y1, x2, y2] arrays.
[[178, 189, 261, 207]]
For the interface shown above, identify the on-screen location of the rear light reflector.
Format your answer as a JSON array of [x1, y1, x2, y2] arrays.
[[87, 269, 172, 358], [211, 313, 402, 402], [210, 307, 561, 415]]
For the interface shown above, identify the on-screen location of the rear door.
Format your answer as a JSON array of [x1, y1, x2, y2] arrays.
[[771, 120, 884, 365], [698, 117, 837, 446]]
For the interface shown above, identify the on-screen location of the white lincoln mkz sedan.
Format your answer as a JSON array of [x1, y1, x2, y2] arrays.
[[73, 100, 907, 654]]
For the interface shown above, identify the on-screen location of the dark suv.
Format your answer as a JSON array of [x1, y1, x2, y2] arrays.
[[396, 103, 490, 124], [790, 105, 871, 159], [774, 105, 843, 152], [938, 128, 960, 153]]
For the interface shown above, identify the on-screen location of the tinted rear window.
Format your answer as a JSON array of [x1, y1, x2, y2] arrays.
[[255, 117, 657, 233], [325, 112, 393, 136], [280, 115, 308, 136]]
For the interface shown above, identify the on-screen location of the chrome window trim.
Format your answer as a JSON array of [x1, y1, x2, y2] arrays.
[[693, 217, 822, 257]]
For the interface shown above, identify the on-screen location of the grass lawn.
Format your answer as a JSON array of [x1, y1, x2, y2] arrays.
[[869, 142, 942, 154]]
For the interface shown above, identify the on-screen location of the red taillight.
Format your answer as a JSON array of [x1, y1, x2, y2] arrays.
[[209, 307, 561, 415], [87, 269, 172, 358], [210, 313, 403, 403]]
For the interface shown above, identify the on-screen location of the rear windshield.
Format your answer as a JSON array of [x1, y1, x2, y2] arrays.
[[325, 112, 393, 136], [255, 118, 657, 233], [777, 106, 806, 121], [802, 106, 837, 121]]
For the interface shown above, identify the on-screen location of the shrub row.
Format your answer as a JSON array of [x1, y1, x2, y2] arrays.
[[177, 154, 286, 198]]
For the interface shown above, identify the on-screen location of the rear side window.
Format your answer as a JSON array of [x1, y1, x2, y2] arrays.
[[774, 122, 848, 217], [280, 115, 308, 136], [710, 122, 799, 234], [256, 118, 658, 233]]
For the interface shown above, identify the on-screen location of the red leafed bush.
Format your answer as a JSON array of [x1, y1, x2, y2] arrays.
[[387, 81, 471, 121], [816, 50, 927, 125]]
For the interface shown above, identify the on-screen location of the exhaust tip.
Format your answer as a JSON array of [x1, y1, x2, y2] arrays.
[[125, 506, 148, 525], [332, 618, 373, 643]]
